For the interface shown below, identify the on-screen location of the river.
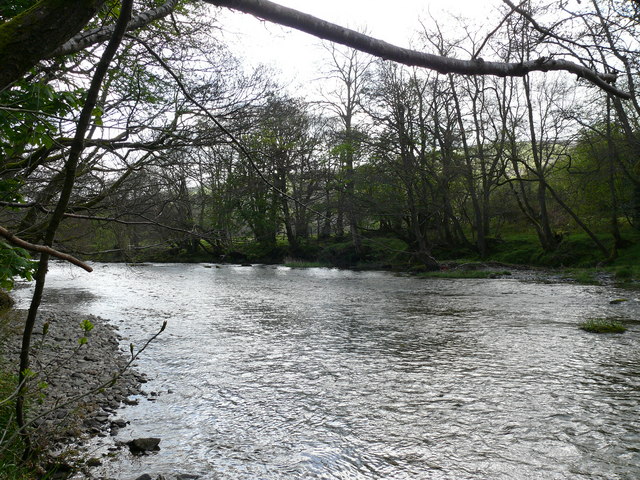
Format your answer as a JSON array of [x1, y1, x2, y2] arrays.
[[14, 262, 640, 479]]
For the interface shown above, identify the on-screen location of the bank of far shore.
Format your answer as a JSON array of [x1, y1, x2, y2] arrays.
[[100, 230, 640, 287]]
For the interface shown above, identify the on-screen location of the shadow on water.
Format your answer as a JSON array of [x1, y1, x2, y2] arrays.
[[34, 287, 98, 310]]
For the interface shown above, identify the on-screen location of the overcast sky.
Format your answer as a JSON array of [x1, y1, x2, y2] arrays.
[[216, 0, 504, 91]]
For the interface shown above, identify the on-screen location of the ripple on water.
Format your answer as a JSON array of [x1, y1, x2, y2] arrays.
[[14, 263, 640, 480]]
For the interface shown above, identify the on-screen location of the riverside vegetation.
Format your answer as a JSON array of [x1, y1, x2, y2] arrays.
[[579, 318, 627, 333], [150, 228, 640, 287]]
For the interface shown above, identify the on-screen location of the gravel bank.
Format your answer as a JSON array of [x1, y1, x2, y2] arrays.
[[1, 309, 144, 473]]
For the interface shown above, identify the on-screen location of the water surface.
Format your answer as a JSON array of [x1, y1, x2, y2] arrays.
[[15, 263, 640, 479]]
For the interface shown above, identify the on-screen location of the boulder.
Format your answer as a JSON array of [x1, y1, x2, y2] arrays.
[[126, 437, 161, 454]]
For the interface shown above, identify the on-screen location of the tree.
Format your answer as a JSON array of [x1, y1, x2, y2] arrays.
[[369, 62, 443, 270], [12, 0, 133, 457], [320, 43, 373, 251]]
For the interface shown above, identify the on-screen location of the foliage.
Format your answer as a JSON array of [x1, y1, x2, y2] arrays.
[[0, 314, 30, 479], [613, 267, 633, 281], [360, 237, 410, 267], [610, 231, 640, 280], [0, 243, 36, 291], [579, 318, 627, 334], [77, 319, 94, 346], [0, 373, 33, 480], [0, 80, 84, 161], [562, 269, 602, 285]]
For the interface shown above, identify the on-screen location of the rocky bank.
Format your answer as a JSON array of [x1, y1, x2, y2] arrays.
[[1, 309, 145, 476]]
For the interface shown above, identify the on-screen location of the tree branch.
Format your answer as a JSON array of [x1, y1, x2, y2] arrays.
[[0, 226, 92, 272], [205, 0, 630, 99], [131, 34, 329, 220], [50, 0, 181, 58], [16, 0, 132, 455]]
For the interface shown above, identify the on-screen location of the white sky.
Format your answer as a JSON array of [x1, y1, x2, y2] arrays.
[[216, 0, 504, 92]]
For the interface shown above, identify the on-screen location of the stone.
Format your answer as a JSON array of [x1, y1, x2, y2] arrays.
[[126, 437, 161, 454], [133, 475, 153, 480], [2, 310, 145, 468], [112, 418, 128, 428]]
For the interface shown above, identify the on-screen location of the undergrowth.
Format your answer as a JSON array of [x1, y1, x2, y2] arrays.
[[0, 341, 30, 479]]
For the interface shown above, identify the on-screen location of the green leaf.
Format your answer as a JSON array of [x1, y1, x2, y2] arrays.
[[81, 318, 95, 333]]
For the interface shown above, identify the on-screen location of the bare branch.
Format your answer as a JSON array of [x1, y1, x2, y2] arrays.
[[130, 34, 330, 221], [0, 226, 92, 272], [501, 0, 583, 49], [0, 320, 166, 456], [205, 0, 630, 99], [473, 6, 516, 59]]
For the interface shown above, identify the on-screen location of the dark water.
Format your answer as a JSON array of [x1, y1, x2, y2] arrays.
[[15, 263, 640, 479]]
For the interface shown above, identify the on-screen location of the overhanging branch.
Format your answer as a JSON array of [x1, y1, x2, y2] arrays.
[[0, 226, 93, 272], [205, 0, 630, 99]]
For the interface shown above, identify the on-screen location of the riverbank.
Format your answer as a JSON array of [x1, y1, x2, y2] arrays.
[[0, 309, 145, 479], [91, 230, 640, 284]]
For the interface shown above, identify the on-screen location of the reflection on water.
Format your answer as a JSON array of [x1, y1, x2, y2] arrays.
[[14, 262, 640, 479]]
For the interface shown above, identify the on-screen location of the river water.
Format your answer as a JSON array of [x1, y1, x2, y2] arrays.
[[14, 262, 640, 479]]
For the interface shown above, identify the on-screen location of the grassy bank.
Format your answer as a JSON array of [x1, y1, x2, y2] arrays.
[[428, 229, 640, 284], [86, 228, 640, 284]]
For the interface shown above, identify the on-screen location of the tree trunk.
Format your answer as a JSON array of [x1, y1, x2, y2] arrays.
[[606, 96, 623, 250], [16, 0, 133, 458], [0, 0, 107, 90], [524, 76, 557, 252]]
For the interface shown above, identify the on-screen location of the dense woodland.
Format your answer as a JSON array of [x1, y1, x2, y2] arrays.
[[1, 1, 640, 275], [1, 0, 640, 473]]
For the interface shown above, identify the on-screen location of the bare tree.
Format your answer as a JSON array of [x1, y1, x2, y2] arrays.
[[320, 43, 373, 250]]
